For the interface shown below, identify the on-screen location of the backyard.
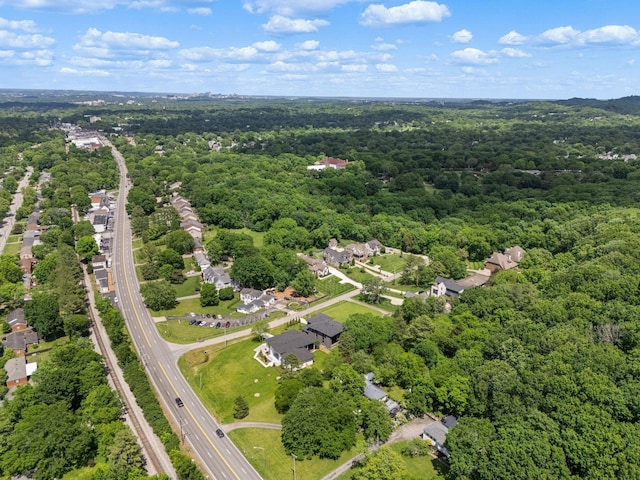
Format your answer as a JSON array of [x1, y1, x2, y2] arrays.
[[317, 301, 385, 322]]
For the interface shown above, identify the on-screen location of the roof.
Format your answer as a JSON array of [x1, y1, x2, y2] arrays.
[[485, 252, 517, 270], [442, 415, 458, 429], [5, 357, 27, 382], [241, 288, 263, 298], [367, 239, 384, 249], [423, 421, 449, 446], [304, 314, 343, 338], [266, 330, 315, 357], [7, 308, 25, 327], [2, 328, 40, 351], [320, 157, 348, 166], [94, 268, 108, 280], [363, 373, 387, 400], [435, 276, 465, 294], [504, 246, 526, 263]]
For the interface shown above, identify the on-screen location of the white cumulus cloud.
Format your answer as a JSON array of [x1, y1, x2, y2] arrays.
[[243, 0, 360, 16], [501, 47, 531, 58], [254, 40, 281, 51], [452, 29, 472, 43], [360, 1, 450, 27], [449, 47, 498, 65], [538, 26, 580, 45], [0, 17, 38, 33], [297, 40, 320, 50], [376, 63, 397, 72], [263, 15, 329, 33], [60, 67, 110, 76], [0, 30, 55, 49], [580, 25, 638, 44], [77, 28, 179, 52], [499, 30, 528, 45], [342, 64, 367, 72], [187, 7, 211, 15]]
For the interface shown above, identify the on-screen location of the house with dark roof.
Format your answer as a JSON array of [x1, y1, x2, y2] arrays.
[[264, 330, 315, 368], [302, 313, 343, 349], [422, 415, 458, 459], [323, 247, 352, 267], [194, 252, 210, 270], [7, 308, 26, 332], [432, 276, 465, 297], [363, 372, 400, 416], [2, 327, 41, 356]]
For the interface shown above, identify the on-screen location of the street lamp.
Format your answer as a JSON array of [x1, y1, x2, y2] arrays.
[[253, 446, 266, 470], [292, 453, 297, 480]]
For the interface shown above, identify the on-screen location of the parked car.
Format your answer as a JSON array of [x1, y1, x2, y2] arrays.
[[215, 428, 225, 438], [215, 322, 221, 328], [225, 321, 231, 328], [175, 397, 184, 408]]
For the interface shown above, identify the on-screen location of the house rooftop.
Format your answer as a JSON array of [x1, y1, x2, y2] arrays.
[[435, 276, 465, 294], [304, 313, 343, 338], [266, 330, 315, 363]]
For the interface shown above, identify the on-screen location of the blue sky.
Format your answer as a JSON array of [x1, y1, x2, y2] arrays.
[[0, 0, 639, 99]]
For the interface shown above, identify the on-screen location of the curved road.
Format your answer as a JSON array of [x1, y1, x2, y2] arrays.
[[108, 141, 262, 480]]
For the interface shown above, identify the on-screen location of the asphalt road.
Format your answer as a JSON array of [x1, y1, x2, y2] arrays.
[[107, 140, 262, 480], [0, 165, 32, 254]]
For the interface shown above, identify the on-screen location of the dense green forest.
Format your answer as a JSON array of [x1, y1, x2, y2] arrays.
[[3, 92, 640, 479]]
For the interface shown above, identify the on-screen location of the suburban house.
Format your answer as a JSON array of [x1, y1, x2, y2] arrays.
[[422, 415, 458, 459], [363, 372, 400, 416], [264, 330, 315, 368], [345, 243, 368, 259], [240, 288, 263, 303], [323, 247, 353, 267], [181, 220, 203, 238], [432, 276, 465, 298], [193, 237, 204, 252], [2, 328, 41, 356], [4, 356, 37, 388], [202, 266, 232, 290], [302, 313, 343, 349], [194, 252, 210, 270], [237, 292, 276, 314], [366, 239, 384, 255], [7, 308, 27, 332], [93, 213, 109, 233], [484, 252, 518, 273], [298, 254, 330, 278]]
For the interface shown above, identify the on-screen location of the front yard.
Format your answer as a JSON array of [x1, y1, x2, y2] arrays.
[[317, 301, 385, 322]]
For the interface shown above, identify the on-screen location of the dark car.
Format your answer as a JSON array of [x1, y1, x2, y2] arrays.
[[216, 428, 225, 438], [225, 321, 231, 328], [175, 397, 184, 408], [215, 322, 221, 328]]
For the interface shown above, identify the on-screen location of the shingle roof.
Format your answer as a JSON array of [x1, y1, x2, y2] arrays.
[[304, 314, 343, 338]]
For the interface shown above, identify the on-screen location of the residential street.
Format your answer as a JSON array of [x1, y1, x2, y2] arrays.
[[0, 165, 32, 254]]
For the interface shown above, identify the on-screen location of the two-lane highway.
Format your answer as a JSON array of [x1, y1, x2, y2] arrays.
[[108, 141, 262, 480]]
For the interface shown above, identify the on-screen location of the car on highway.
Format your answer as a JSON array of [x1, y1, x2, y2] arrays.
[[216, 428, 225, 438], [175, 397, 184, 408]]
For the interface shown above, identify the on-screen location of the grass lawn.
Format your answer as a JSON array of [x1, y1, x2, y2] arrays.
[[335, 442, 447, 480], [316, 276, 355, 297], [367, 253, 409, 273], [3, 243, 21, 255], [341, 267, 373, 284], [132, 238, 143, 249], [7, 234, 21, 243], [229, 428, 367, 480], [317, 301, 383, 322], [173, 275, 200, 298], [178, 337, 283, 424]]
